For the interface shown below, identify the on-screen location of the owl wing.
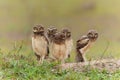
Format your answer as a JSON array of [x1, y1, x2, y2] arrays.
[[76, 36, 89, 49], [76, 36, 89, 62], [44, 35, 49, 57], [44, 34, 49, 44]]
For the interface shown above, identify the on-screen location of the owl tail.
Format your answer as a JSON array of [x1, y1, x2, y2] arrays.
[[45, 46, 49, 59], [76, 48, 85, 62]]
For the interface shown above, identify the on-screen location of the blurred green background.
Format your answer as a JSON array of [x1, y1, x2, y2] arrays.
[[0, 0, 120, 60]]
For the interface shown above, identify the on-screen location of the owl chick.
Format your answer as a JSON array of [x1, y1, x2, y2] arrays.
[[49, 32, 67, 63], [76, 30, 98, 62], [61, 28, 73, 58], [32, 24, 49, 64], [47, 27, 57, 42]]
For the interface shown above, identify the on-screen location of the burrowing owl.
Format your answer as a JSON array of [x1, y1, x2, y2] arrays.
[[32, 24, 49, 64], [76, 30, 98, 62], [61, 28, 73, 58], [49, 32, 67, 63]]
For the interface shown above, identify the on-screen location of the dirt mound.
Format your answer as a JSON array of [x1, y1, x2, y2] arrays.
[[59, 59, 120, 72]]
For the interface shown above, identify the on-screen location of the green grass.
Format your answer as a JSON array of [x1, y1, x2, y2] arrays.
[[0, 41, 120, 80]]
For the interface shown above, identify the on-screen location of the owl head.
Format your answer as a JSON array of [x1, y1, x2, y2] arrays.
[[33, 24, 44, 35], [47, 26, 57, 38], [87, 30, 98, 41], [53, 32, 66, 44], [61, 28, 71, 39]]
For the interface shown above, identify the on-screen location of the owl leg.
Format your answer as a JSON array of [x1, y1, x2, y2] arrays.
[[34, 53, 41, 61], [68, 54, 70, 58], [82, 54, 86, 62], [60, 58, 65, 64], [39, 56, 45, 64]]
